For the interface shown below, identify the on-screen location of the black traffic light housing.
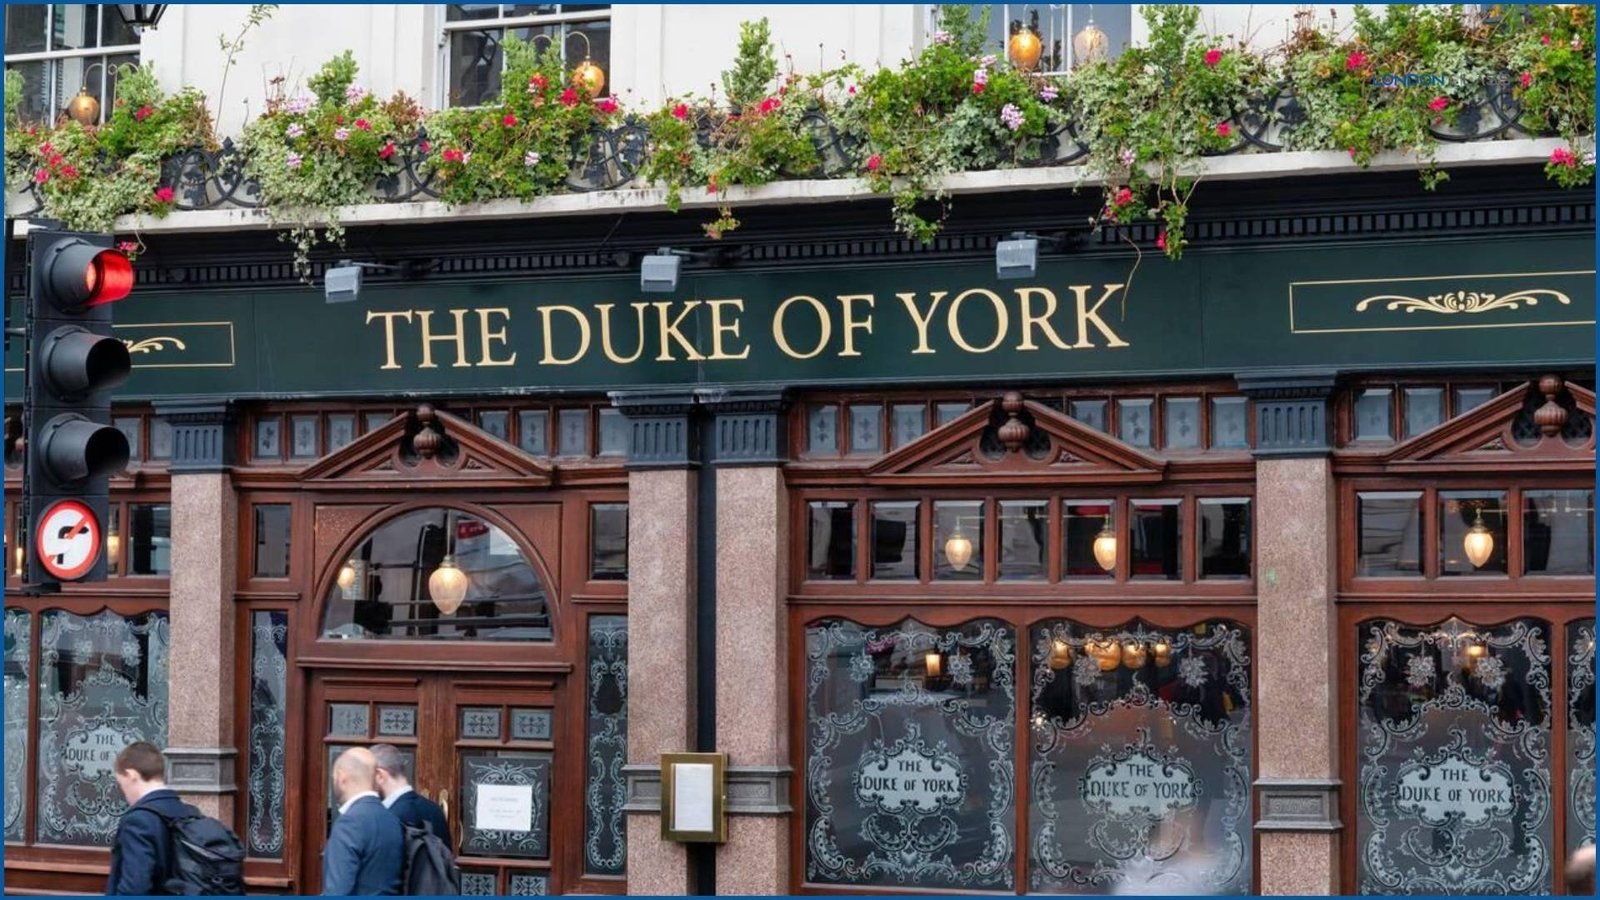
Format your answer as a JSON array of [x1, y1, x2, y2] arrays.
[[22, 229, 134, 586]]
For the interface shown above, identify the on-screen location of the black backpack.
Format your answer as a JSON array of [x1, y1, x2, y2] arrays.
[[146, 805, 247, 896], [400, 821, 460, 896]]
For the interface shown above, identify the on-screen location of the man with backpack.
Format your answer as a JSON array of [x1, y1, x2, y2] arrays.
[[109, 742, 246, 895], [371, 743, 460, 895], [323, 747, 405, 895]]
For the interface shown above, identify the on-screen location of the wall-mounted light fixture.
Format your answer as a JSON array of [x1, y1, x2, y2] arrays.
[[996, 230, 1086, 280], [324, 259, 437, 303], [115, 4, 169, 30], [641, 246, 744, 293]]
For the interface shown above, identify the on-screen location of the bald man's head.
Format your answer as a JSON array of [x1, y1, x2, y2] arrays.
[[332, 747, 377, 804]]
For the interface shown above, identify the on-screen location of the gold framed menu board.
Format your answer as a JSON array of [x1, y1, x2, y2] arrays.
[[659, 752, 728, 843]]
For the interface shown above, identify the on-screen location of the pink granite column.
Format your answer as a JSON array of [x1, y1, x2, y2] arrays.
[[160, 404, 241, 820]]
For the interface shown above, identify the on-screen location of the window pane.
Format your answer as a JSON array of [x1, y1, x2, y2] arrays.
[[149, 416, 172, 459], [934, 500, 984, 581], [1355, 617, 1552, 893], [114, 416, 143, 462], [1030, 618, 1252, 894], [998, 499, 1047, 581], [363, 411, 392, 434], [1439, 491, 1508, 576], [1568, 620, 1595, 857], [5, 609, 30, 843], [936, 402, 969, 427], [1199, 498, 1251, 579], [870, 501, 919, 580], [558, 408, 589, 456], [589, 503, 627, 581], [1354, 388, 1393, 442], [807, 404, 838, 454], [848, 404, 881, 454], [1129, 499, 1181, 580], [890, 404, 926, 448], [564, 18, 611, 97], [5, 4, 46, 53], [518, 410, 548, 455], [1164, 397, 1200, 450], [806, 501, 855, 581], [584, 616, 628, 876], [1117, 398, 1152, 447], [51, 4, 98, 50], [321, 508, 553, 641], [246, 611, 288, 858], [510, 707, 551, 742], [1063, 501, 1114, 579], [255, 417, 281, 459], [102, 7, 140, 47], [448, 28, 504, 107], [327, 414, 357, 451], [1211, 396, 1249, 449], [1403, 387, 1444, 438], [460, 707, 503, 740], [1357, 491, 1422, 576], [253, 504, 292, 578], [376, 705, 416, 737], [102, 52, 139, 114], [1523, 490, 1593, 576], [1071, 399, 1106, 432], [290, 414, 319, 458], [447, 3, 501, 20], [461, 750, 551, 858], [4, 60, 49, 125], [804, 617, 1016, 890], [36, 610, 169, 846], [1453, 386, 1496, 416], [597, 408, 627, 457], [129, 503, 172, 576]]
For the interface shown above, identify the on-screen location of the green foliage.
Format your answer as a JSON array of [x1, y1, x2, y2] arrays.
[[722, 18, 778, 110]]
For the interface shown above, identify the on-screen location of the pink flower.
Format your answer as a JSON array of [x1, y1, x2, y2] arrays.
[[672, 102, 689, 120], [529, 74, 549, 91], [1347, 146, 1358, 159], [866, 153, 882, 172], [442, 147, 465, 163], [286, 151, 302, 170], [1156, 232, 1167, 250], [1216, 121, 1232, 137], [971, 81, 986, 95], [39, 142, 53, 155], [1551, 147, 1578, 167], [1541, 33, 1552, 45], [559, 88, 579, 108], [758, 96, 781, 114], [154, 186, 175, 204], [33, 169, 48, 184], [597, 96, 619, 114], [378, 142, 396, 160], [333, 127, 351, 142], [1113, 187, 1133, 206], [134, 104, 153, 121], [118, 241, 138, 254], [1345, 51, 1368, 71], [1120, 148, 1136, 165], [420, 141, 431, 153], [524, 150, 542, 167], [973, 67, 989, 87], [502, 113, 517, 126], [60, 164, 78, 179], [1204, 48, 1223, 67], [1428, 96, 1449, 112], [1520, 72, 1533, 88], [848, 84, 857, 95], [355, 118, 372, 131], [1040, 85, 1058, 102]]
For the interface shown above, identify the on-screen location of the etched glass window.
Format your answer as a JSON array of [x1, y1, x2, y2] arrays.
[[36, 610, 169, 847], [1357, 491, 1422, 576], [1117, 399, 1153, 448], [584, 615, 628, 876], [246, 611, 289, 858], [1029, 619, 1252, 894], [1210, 397, 1248, 449], [1355, 617, 1553, 894], [1569, 619, 1595, 856], [1523, 490, 1594, 576], [891, 404, 926, 448], [936, 402, 970, 427], [1163, 397, 1200, 450], [5, 609, 30, 843], [808, 404, 838, 454], [804, 617, 1016, 890], [1403, 387, 1445, 438], [517, 410, 549, 455], [807, 501, 856, 581], [849, 405, 882, 454], [460, 750, 551, 859], [321, 507, 553, 641], [1071, 399, 1107, 433]]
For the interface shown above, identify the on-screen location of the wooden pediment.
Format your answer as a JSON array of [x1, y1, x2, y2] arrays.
[[1379, 376, 1595, 473], [865, 392, 1167, 484], [299, 404, 553, 488]]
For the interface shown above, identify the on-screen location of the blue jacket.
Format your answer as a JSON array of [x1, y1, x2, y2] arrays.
[[322, 794, 404, 896], [387, 789, 450, 842], [108, 788, 189, 896]]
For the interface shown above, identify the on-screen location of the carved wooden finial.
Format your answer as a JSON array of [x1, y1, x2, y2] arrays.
[[1534, 374, 1568, 438], [998, 391, 1030, 452], [412, 404, 443, 459]]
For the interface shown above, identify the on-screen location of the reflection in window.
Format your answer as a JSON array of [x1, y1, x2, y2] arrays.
[[5, 609, 29, 843], [1029, 619, 1252, 894], [1439, 491, 1508, 576], [589, 503, 628, 581], [807, 501, 855, 580], [1357, 492, 1422, 576], [444, 5, 611, 107], [935, 500, 985, 581], [805, 617, 1016, 890], [1354, 388, 1393, 442], [1523, 490, 1593, 576], [585, 616, 627, 876], [322, 508, 552, 641], [1198, 498, 1251, 579], [253, 504, 292, 578], [870, 501, 918, 580], [1403, 387, 1444, 438], [999, 499, 1048, 580], [1569, 620, 1595, 857], [246, 611, 289, 858], [1356, 617, 1552, 894], [1129, 499, 1180, 580], [598, 408, 627, 457], [970, 4, 1134, 72], [1063, 501, 1115, 579], [129, 503, 172, 576], [36, 610, 169, 846]]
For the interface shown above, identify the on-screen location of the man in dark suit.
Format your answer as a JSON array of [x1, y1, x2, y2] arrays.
[[108, 742, 189, 895], [372, 743, 450, 840], [323, 747, 404, 896]]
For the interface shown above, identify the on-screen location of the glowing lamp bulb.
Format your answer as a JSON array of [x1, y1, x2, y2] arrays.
[[428, 555, 470, 615], [1092, 520, 1117, 572], [1463, 514, 1495, 568], [944, 531, 974, 570]]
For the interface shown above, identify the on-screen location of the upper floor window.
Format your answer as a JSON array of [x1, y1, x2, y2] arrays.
[[955, 4, 1133, 74], [442, 4, 611, 107], [4, 4, 141, 125]]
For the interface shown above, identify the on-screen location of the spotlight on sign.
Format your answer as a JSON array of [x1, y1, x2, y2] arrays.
[[325, 263, 364, 303], [641, 249, 683, 294], [996, 233, 1039, 280]]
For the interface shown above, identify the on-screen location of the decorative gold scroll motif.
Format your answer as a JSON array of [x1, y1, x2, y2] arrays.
[[123, 336, 188, 355], [1355, 289, 1571, 315]]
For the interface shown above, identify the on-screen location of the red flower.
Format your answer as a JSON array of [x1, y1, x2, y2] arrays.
[[154, 186, 175, 204], [529, 73, 549, 90], [1156, 232, 1167, 250], [1113, 187, 1133, 206], [134, 104, 153, 121], [1541, 33, 1552, 45], [597, 96, 619, 114], [502, 113, 517, 126], [33, 169, 48, 184], [442, 148, 465, 163], [848, 84, 857, 95], [118, 241, 138, 254], [335, 114, 345, 125], [1203, 48, 1223, 67], [1345, 51, 1368, 70], [1520, 72, 1533, 88], [971, 81, 986, 94], [378, 142, 396, 160], [672, 102, 689, 120], [60, 164, 78, 179], [355, 118, 372, 131], [1216, 122, 1232, 137], [1428, 96, 1449, 112], [1551, 147, 1578, 167], [866, 154, 882, 172], [559, 88, 579, 108], [759, 96, 781, 115], [420, 140, 431, 153], [39, 142, 53, 155], [1347, 146, 1358, 159], [47, 154, 63, 167]]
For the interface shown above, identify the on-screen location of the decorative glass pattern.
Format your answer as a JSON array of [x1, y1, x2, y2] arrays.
[[377, 705, 417, 737], [807, 502, 856, 581], [598, 408, 628, 457], [1355, 388, 1394, 442], [808, 404, 838, 453], [1356, 617, 1553, 894], [508, 872, 549, 895], [891, 405, 926, 448], [512, 708, 553, 742], [1210, 397, 1248, 449], [1523, 490, 1594, 576], [998, 500, 1048, 581], [461, 707, 503, 740], [246, 611, 289, 858], [1404, 387, 1444, 438], [1569, 620, 1596, 856], [585, 615, 628, 876], [1358, 491, 1423, 576], [849, 405, 882, 454], [329, 704, 369, 737], [461, 751, 552, 858], [558, 408, 589, 456], [477, 410, 509, 442], [460, 870, 498, 895], [1071, 400, 1107, 433], [363, 411, 392, 435], [327, 414, 357, 450], [291, 415, 319, 458], [1029, 619, 1252, 894], [255, 417, 281, 458], [804, 617, 1016, 890], [36, 610, 169, 846], [1163, 398, 1200, 450], [870, 501, 919, 581], [5, 609, 30, 842], [1116, 399, 1153, 447], [936, 402, 970, 427], [518, 410, 549, 455]]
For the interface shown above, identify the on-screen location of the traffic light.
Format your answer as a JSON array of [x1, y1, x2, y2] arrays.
[[22, 229, 133, 585]]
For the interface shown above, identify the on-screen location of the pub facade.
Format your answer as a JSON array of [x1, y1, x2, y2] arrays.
[[3, 4, 1596, 897]]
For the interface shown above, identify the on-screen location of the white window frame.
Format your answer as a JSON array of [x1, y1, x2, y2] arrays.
[[931, 4, 1134, 76], [4, 5, 142, 125], [434, 3, 611, 109]]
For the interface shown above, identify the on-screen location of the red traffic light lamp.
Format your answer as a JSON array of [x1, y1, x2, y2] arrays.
[[35, 237, 134, 310]]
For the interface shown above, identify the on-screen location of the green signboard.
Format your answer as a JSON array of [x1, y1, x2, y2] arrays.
[[4, 235, 1593, 402]]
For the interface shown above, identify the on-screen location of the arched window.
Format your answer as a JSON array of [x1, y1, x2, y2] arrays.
[[322, 507, 552, 642]]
